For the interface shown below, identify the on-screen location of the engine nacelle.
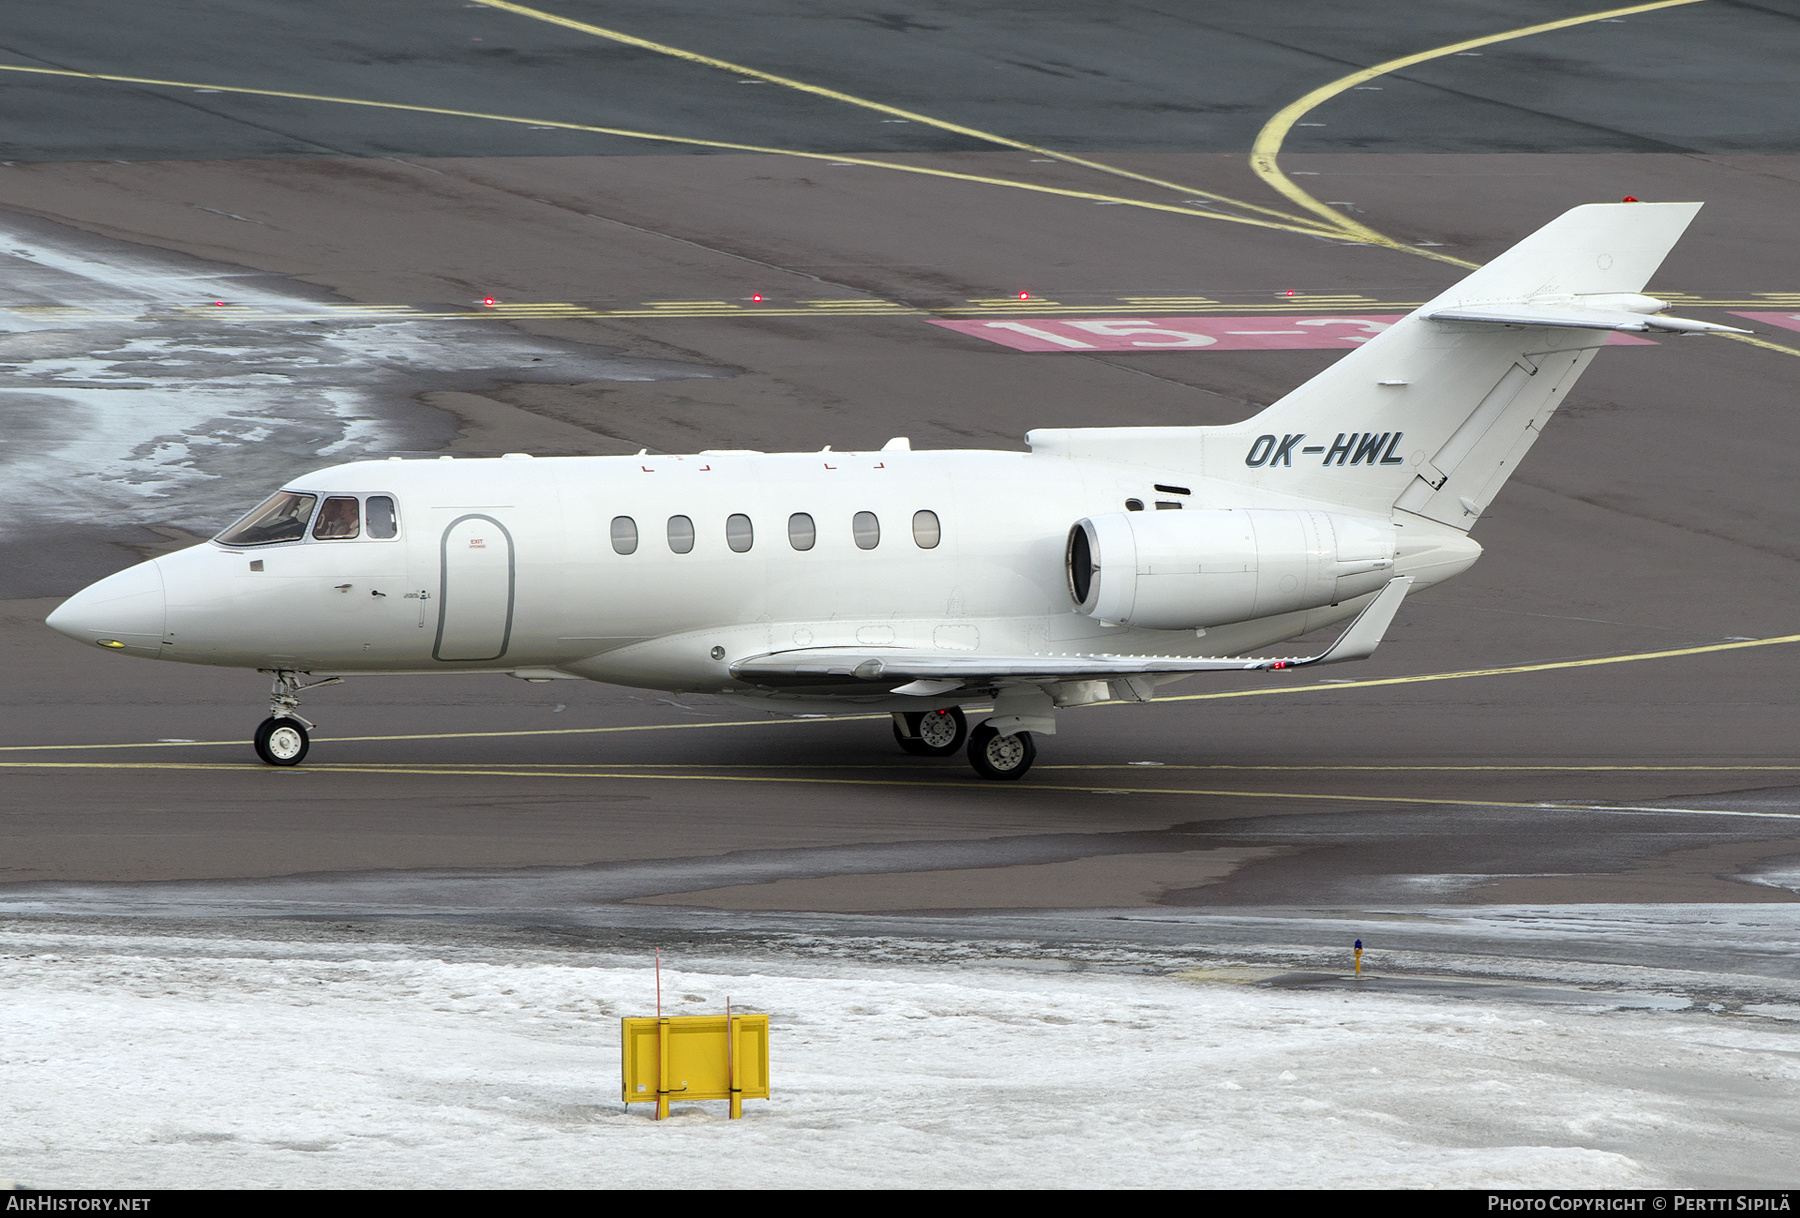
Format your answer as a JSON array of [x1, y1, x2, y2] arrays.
[[1066, 509, 1397, 630]]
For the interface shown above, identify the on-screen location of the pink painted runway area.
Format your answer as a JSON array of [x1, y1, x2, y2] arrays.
[[929, 314, 1658, 352], [1731, 311, 1800, 334], [928, 314, 1406, 352]]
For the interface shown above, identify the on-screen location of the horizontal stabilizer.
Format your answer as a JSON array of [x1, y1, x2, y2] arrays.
[[731, 579, 1413, 690], [1426, 302, 1747, 334], [1157, 202, 1717, 524]]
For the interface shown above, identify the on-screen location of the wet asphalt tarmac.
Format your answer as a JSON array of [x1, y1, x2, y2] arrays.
[[1, 2, 1798, 959]]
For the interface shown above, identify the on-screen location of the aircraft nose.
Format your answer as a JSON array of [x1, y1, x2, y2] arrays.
[[46, 559, 167, 656]]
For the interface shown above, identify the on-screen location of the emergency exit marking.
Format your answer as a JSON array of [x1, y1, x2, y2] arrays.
[[928, 314, 1657, 352]]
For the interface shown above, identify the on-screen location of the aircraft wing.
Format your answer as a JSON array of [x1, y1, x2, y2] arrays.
[[731, 577, 1412, 694]]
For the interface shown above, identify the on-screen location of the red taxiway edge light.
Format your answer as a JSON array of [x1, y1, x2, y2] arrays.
[[1283, 289, 1297, 297], [1018, 291, 1029, 300], [482, 297, 497, 306], [213, 300, 225, 306], [751, 294, 764, 302]]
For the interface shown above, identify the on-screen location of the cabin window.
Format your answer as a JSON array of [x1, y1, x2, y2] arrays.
[[788, 512, 815, 551], [367, 495, 398, 539], [726, 513, 754, 553], [1154, 501, 1183, 510], [853, 511, 880, 550], [611, 516, 638, 555], [1125, 499, 1144, 512], [215, 491, 318, 547], [312, 496, 361, 540], [911, 510, 941, 549], [667, 515, 695, 554]]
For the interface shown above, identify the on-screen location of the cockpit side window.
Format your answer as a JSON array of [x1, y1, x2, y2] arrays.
[[366, 495, 398, 539], [215, 491, 318, 547], [312, 497, 361, 540]]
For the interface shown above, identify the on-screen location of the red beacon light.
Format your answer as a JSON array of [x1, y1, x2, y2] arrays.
[[1622, 196, 1639, 203], [751, 293, 764, 303], [481, 297, 497, 306], [1282, 289, 1297, 297], [1018, 291, 1029, 300], [213, 300, 226, 307]]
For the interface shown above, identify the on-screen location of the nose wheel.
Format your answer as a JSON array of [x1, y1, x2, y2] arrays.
[[252, 669, 339, 767], [254, 717, 310, 766], [967, 724, 1035, 780], [893, 706, 968, 756]]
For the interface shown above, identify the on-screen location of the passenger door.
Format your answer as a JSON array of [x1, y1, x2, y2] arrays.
[[434, 514, 515, 662]]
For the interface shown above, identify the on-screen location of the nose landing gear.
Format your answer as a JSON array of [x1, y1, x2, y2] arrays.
[[254, 716, 310, 766], [253, 670, 340, 767]]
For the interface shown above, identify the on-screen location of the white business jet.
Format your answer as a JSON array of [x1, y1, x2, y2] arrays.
[[47, 202, 1742, 778]]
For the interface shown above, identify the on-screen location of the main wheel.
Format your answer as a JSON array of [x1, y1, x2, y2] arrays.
[[894, 706, 967, 756], [254, 716, 310, 767], [967, 724, 1035, 780]]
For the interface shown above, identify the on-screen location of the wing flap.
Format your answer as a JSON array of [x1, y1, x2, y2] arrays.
[[730, 578, 1412, 690]]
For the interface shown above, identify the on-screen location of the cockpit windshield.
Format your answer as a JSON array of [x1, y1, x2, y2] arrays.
[[215, 491, 318, 547]]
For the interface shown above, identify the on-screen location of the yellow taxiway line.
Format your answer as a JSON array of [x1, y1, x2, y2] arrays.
[[467, 0, 1338, 235], [1249, 0, 1711, 261], [1714, 331, 1800, 359], [1154, 631, 1800, 704], [0, 713, 887, 753], [0, 758, 1795, 821], [0, 63, 1328, 240], [3, 631, 1797, 755]]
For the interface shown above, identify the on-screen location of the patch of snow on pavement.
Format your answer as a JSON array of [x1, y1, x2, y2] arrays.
[[0, 216, 718, 534], [3, 927, 1798, 1189]]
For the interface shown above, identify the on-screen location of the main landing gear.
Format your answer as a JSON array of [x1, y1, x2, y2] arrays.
[[966, 723, 1036, 781], [253, 670, 340, 767], [893, 707, 967, 756], [892, 706, 1037, 780]]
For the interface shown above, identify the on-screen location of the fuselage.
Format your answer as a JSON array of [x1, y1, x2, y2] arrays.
[[48, 446, 1480, 699]]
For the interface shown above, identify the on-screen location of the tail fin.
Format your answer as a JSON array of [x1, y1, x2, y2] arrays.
[[1028, 203, 1729, 530], [1207, 201, 1725, 528]]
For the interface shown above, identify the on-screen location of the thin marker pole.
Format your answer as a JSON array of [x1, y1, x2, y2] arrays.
[[655, 949, 669, 1120], [726, 996, 740, 1120]]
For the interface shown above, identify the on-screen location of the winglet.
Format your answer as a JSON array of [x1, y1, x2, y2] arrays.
[[1312, 576, 1412, 664], [1258, 576, 1412, 669]]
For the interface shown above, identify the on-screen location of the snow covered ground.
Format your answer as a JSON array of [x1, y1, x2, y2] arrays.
[[0, 214, 716, 537], [3, 920, 1797, 1189]]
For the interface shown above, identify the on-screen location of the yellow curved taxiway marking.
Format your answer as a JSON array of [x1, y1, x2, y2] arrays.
[[468, 0, 1338, 234], [0, 63, 1330, 239], [1249, 0, 1710, 260], [1, 759, 1795, 820]]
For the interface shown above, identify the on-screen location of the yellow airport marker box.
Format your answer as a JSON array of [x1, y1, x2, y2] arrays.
[[622, 1013, 770, 1119]]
